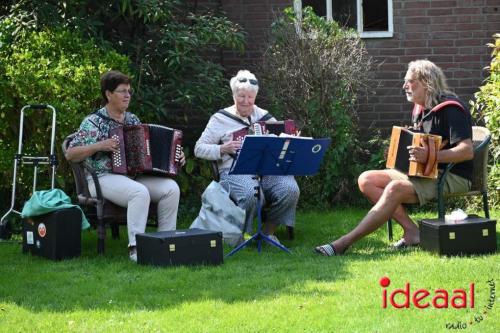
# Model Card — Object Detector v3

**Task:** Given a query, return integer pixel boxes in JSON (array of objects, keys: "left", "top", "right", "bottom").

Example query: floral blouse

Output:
[{"left": 69, "top": 107, "right": 141, "bottom": 176}]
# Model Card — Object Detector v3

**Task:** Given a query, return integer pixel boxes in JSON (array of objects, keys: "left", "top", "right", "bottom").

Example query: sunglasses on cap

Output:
[{"left": 237, "top": 78, "right": 258, "bottom": 85}]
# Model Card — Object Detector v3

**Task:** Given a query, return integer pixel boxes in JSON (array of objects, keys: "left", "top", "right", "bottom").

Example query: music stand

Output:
[{"left": 225, "top": 135, "right": 331, "bottom": 257}]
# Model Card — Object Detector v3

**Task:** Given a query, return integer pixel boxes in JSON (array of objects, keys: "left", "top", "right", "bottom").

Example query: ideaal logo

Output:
[
  {"left": 379, "top": 276, "right": 474, "bottom": 309},
  {"left": 379, "top": 276, "right": 496, "bottom": 330}
]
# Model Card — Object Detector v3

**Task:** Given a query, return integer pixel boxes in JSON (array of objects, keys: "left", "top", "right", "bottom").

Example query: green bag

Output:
[{"left": 21, "top": 188, "right": 90, "bottom": 230}]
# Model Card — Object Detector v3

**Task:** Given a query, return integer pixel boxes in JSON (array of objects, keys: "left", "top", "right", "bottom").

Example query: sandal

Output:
[
  {"left": 314, "top": 243, "right": 339, "bottom": 256},
  {"left": 391, "top": 238, "right": 419, "bottom": 250}
]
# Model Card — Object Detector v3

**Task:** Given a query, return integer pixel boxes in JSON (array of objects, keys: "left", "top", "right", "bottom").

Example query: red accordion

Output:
[
  {"left": 231, "top": 119, "right": 298, "bottom": 141},
  {"left": 109, "top": 124, "right": 183, "bottom": 176}
]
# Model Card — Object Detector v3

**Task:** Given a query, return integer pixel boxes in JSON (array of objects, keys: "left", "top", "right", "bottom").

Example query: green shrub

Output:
[
  {"left": 1, "top": 1, "right": 246, "bottom": 203},
  {"left": 470, "top": 33, "right": 500, "bottom": 209},
  {"left": 2, "top": 0, "right": 246, "bottom": 122},
  {"left": 260, "top": 7, "right": 379, "bottom": 207},
  {"left": 0, "top": 20, "right": 129, "bottom": 208}
]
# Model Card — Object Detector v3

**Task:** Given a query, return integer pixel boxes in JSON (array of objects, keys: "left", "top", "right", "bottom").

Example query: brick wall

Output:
[
  {"left": 192, "top": 0, "right": 499, "bottom": 132},
  {"left": 359, "top": 0, "right": 499, "bottom": 131},
  {"left": 193, "top": 0, "right": 290, "bottom": 72}
]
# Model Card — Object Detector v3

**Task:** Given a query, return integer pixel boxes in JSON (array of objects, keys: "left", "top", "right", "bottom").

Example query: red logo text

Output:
[{"left": 380, "top": 276, "right": 474, "bottom": 309}]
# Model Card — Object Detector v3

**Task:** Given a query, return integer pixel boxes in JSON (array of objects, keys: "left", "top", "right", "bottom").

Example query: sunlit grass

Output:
[{"left": 0, "top": 208, "right": 498, "bottom": 332}]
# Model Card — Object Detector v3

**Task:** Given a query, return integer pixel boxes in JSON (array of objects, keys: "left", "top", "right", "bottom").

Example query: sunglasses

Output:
[{"left": 237, "top": 78, "right": 258, "bottom": 85}]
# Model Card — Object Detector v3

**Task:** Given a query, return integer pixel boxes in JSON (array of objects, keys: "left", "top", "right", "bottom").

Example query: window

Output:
[{"left": 297, "top": 0, "right": 393, "bottom": 38}]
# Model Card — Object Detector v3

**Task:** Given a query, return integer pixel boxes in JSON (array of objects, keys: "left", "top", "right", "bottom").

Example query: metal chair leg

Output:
[
  {"left": 437, "top": 194, "right": 445, "bottom": 219},
  {"left": 97, "top": 218, "right": 106, "bottom": 254},
  {"left": 387, "top": 219, "right": 393, "bottom": 241},
  {"left": 482, "top": 192, "right": 490, "bottom": 218}
]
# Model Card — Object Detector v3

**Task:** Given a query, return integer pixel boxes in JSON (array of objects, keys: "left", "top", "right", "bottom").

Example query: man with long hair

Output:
[{"left": 315, "top": 60, "right": 474, "bottom": 256}]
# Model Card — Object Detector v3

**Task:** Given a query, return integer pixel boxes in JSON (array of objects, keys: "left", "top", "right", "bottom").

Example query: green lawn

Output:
[{"left": 0, "top": 208, "right": 498, "bottom": 333}]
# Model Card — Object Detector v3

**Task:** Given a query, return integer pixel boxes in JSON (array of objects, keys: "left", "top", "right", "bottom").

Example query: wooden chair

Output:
[
  {"left": 62, "top": 133, "right": 157, "bottom": 254},
  {"left": 387, "top": 126, "right": 492, "bottom": 240},
  {"left": 209, "top": 160, "right": 295, "bottom": 240}
]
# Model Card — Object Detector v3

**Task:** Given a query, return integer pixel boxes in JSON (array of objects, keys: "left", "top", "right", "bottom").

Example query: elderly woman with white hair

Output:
[{"left": 194, "top": 70, "right": 300, "bottom": 243}]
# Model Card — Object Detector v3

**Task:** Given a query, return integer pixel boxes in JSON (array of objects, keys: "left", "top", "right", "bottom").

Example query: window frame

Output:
[
  {"left": 296, "top": 0, "right": 394, "bottom": 38},
  {"left": 357, "top": 0, "right": 393, "bottom": 38}
]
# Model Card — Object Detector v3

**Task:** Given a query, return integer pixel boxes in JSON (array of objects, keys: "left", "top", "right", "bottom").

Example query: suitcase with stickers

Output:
[{"left": 22, "top": 207, "right": 82, "bottom": 260}]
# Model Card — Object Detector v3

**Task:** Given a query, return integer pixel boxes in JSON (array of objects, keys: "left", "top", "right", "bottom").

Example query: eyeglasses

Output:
[
  {"left": 113, "top": 88, "right": 134, "bottom": 96},
  {"left": 237, "top": 78, "right": 258, "bottom": 85}
]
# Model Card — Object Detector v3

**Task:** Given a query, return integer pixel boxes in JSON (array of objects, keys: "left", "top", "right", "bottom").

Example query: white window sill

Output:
[{"left": 360, "top": 31, "right": 394, "bottom": 38}]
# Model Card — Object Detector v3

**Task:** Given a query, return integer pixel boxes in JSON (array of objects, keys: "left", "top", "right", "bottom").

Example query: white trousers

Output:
[{"left": 89, "top": 173, "right": 180, "bottom": 247}]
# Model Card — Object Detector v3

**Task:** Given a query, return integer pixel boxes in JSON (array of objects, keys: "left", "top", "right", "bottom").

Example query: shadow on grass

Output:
[{"left": 0, "top": 207, "right": 497, "bottom": 313}]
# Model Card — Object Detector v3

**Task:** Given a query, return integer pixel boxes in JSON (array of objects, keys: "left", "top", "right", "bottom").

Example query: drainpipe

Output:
[{"left": 293, "top": 0, "right": 302, "bottom": 35}]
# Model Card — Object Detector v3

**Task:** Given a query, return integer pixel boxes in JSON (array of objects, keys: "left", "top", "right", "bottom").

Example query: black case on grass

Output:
[
  {"left": 22, "top": 207, "right": 82, "bottom": 260},
  {"left": 136, "top": 228, "right": 223, "bottom": 266},
  {"left": 419, "top": 215, "right": 496, "bottom": 256}
]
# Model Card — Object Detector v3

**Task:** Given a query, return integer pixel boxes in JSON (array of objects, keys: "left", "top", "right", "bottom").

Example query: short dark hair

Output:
[{"left": 100, "top": 70, "right": 131, "bottom": 103}]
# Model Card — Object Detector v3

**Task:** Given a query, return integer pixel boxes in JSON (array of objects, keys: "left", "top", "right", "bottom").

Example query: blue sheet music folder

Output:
[{"left": 229, "top": 136, "right": 331, "bottom": 176}]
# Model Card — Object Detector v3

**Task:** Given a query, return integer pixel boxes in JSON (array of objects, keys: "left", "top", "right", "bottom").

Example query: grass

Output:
[{"left": 0, "top": 208, "right": 498, "bottom": 332}]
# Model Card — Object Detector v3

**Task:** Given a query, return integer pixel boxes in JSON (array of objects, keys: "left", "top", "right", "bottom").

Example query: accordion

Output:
[
  {"left": 386, "top": 126, "right": 442, "bottom": 179},
  {"left": 109, "top": 124, "right": 183, "bottom": 176},
  {"left": 231, "top": 119, "right": 298, "bottom": 141}
]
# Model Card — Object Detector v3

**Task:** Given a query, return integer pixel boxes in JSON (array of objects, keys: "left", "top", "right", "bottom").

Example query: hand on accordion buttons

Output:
[
  {"left": 178, "top": 150, "right": 186, "bottom": 167},
  {"left": 100, "top": 138, "right": 120, "bottom": 153},
  {"left": 407, "top": 140, "right": 428, "bottom": 164},
  {"left": 220, "top": 140, "right": 241, "bottom": 155}
]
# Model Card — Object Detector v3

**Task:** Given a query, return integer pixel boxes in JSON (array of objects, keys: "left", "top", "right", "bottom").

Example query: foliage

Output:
[
  {"left": 0, "top": 19, "right": 129, "bottom": 208},
  {"left": 470, "top": 34, "right": 500, "bottom": 209},
  {"left": 0, "top": 1, "right": 247, "bottom": 206},
  {"left": 260, "top": 7, "right": 378, "bottom": 207},
  {"left": 1, "top": 0, "right": 246, "bottom": 123}
]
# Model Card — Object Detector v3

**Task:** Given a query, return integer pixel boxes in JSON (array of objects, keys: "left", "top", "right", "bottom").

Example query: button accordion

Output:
[
  {"left": 109, "top": 124, "right": 183, "bottom": 176},
  {"left": 386, "top": 126, "right": 442, "bottom": 179},
  {"left": 231, "top": 119, "right": 298, "bottom": 141}
]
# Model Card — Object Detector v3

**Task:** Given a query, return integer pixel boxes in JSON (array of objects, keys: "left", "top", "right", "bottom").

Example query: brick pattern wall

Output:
[
  {"left": 359, "top": 0, "right": 499, "bottom": 130},
  {"left": 192, "top": 0, "right": 499, "bottom": 132},
  {"left": 193, "top": 0, "right": 290, "bottom": 72}
]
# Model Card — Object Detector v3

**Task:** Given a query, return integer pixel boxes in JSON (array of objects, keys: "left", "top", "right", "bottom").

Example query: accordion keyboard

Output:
[
  {"left": 111, "top": 133, "right": 123, "bottom": 168},
  {"left": 175, "top": 144, "right": 182, "bottom": 163}
]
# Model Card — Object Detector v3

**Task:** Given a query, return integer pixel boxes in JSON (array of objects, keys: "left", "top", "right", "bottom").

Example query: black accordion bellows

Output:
[{"left": 150, "top": 125, "right": 175, "bottom": 172}]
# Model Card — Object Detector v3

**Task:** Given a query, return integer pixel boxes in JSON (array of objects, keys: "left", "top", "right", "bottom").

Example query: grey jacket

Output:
[{"left": 194, "top": 105, "right": 274, "bottom": 171}]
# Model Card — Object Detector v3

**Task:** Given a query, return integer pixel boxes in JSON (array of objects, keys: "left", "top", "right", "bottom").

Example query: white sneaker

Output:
[
  {"left": 267, "top": 234, "right": 281, "bottom": 245},
  {"left": 129, "top": 247, "right": 137, "bottom": 262}
]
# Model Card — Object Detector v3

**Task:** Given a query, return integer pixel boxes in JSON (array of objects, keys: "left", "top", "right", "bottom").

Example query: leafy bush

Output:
[
  {"left": 260, "top": 7, "right": 378, "bottom": 207},
  {"left": 0, "top": 20, "right": 129, "bottom": 208},
  {"left": 0, "top": 0, "right": 248, "bottom": 210},
  {"left": 0, "top": 1, "right": 247, "bottom": 206},
  {"left": 1, "top": 0, "right": 246, "bottom": 123},
  {"left": 470, "top": 33, "right": 500, "bottom": 209}
]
